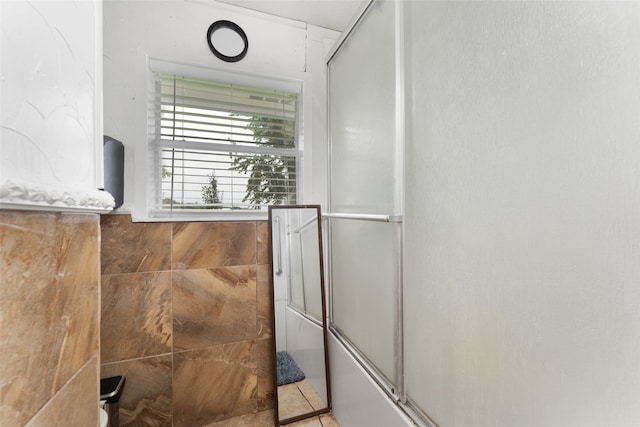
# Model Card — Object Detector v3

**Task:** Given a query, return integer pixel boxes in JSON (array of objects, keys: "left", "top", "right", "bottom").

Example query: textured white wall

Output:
[
  {"left": 0, "top": 0, "right": 112, "bottom": 212},
  {"left": 103, "top": 0, "right": 337, "bottom": 215},
  {"left": 404, "top": 2, "right": 640, "bottom": 426}
]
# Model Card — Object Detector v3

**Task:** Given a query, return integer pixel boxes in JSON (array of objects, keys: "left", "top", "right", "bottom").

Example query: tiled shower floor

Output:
[
  {"left": 278, "top": 379, "right": 339, "bottom": 426},
  {"left": 209, "top": 410, "right": 340, "bottom": 426},
  {"left": 208, "top": 378, "right": 340, "bottom": 426},
  {"left": 287, "top": 412, "right": 340, "bottom": 426}
]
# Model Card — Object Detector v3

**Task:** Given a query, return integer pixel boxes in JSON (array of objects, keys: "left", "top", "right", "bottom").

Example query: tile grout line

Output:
[{"left": 295, "top": 382, "right": 318, "bottom": 412}]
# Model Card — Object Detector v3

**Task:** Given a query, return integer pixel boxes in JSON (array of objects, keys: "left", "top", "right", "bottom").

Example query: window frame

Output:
[{"left": 132, "top": 57, "right": 306, "bottom": 222}]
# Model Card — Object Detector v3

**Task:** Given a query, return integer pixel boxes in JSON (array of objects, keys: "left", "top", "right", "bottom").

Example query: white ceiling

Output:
[{"left": 216, "top": 0, "right": 367, "bottom": 32}]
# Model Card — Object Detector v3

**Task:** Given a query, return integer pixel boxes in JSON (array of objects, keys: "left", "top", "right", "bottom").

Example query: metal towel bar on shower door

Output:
[{"left": 322, "top": 213, "right": 403, "bottom": 223}]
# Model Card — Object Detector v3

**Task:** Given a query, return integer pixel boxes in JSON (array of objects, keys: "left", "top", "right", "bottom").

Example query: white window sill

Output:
[{"left": 125, "top": 208, "right": 269, "bottom": 222}]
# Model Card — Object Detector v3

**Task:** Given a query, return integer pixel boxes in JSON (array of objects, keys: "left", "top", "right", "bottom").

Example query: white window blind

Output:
[{"left": 151, "top": 73, "right": 299, "bottom": 214}]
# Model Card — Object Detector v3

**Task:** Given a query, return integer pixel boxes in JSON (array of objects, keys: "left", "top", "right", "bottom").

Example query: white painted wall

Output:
[
  {"left": 103, "top": 0, "right": 337, "bottom": 217},
  {"left": 404, "top": 2, "right": 640, "bottom": 426},
  {"left": 0, "top": 0, "right": 112, "bottom": 212}
]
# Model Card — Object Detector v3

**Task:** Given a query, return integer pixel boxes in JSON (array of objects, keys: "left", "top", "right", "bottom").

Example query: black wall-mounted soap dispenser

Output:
[{"left": 103, "top": 136, "right": 124, "bottom": 209}]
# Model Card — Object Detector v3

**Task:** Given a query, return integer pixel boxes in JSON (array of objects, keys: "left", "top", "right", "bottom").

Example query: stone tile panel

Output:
[
  {"left": 256, "top": 338, "right": 275, "bottom": 412},
  {"left": 173, "top": 341, "right": 257, "bottom": 426},
  {"left": 27, "top": 355, "right": 99, "bottom": 427},
  {"left": 101, "top": 214, "right": 171, "bottom": 274},
  {"left": 256, "top": 264, "right": 273, "bottom": 339},
  {"left": 101, "top": 355, "right": 173, "bottom": 427},
  {"left": 173, "top": 266, "right": 256, "bottom": 351},
  {"left": 256, "top": 221, "right": 269, "bottom": 265},
  {"left": 172, "top": 222, "right": 256, "bottom": 270},
  {"left": 101, "top": 271, "right": 172, "bottom": 363},
  {"left": 207, "top": 409, "right": 275, "bottom": 427},
  {"left": 0, "top": 212, "right": 99, "bottom": 426}
]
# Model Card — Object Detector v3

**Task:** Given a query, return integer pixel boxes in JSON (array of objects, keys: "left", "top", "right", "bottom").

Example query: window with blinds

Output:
[{"left": 151, "top": 73, "right": 299, "bottom": 213}]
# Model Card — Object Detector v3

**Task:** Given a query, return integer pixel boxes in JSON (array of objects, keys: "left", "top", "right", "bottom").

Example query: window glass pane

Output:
[
  {"left": 159, "top": 148, "right": 296, "bottom": 210},
  {"left": 154, "top": 73, "right": 299, "bottom": 212}
]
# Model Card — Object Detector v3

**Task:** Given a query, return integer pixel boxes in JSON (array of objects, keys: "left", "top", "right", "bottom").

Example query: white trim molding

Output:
[{"left": 0, "top": 179, "right": 115, "bottom": 214}]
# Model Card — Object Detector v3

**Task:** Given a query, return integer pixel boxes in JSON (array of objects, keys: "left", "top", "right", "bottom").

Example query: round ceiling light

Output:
[{"left": 206, "top": 20, "right": 249, "bottom": 63}]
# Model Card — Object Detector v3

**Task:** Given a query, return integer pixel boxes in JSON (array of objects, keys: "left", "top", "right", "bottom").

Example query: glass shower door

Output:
[{"left": 327, "top": 0, "right": 402, "bottom": 392}]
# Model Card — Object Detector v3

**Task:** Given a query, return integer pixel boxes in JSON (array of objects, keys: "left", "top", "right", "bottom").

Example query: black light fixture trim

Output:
[{"left": 206, "top": 20, "right": 249, "bottom": 63}]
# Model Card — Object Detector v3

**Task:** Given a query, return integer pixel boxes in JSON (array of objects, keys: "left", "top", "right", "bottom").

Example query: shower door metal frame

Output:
[
  {"left": 326, "top": 1, "right": 439, "bottom": 427},
  {"left": 323, "top": 214, "right": 403, "bottom": 402},
  {"left": 325, "top": 0, "right": 408, "bottom": 413}
]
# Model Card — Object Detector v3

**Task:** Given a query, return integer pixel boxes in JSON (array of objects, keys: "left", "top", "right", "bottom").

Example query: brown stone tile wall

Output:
[
  {"left": 100, "top": 214, "right": 275, "bottom": 426},
  {"left": 0, "top": 211, "right": 100, "bottom": 427}
]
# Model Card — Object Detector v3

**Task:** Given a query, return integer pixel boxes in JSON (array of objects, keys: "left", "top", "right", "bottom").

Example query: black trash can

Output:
[{"left": 100, "top": 375, "right": 125, "bottom": 427}]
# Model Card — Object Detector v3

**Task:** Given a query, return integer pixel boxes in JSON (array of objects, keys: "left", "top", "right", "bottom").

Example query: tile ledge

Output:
[{"left": 0, "top": 179, "right": 115, "bottom": 214}]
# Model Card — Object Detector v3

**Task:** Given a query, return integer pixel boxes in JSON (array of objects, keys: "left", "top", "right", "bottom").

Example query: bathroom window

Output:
[{"left": 145, "top": 62, "right": 301, "bottom": 219}]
